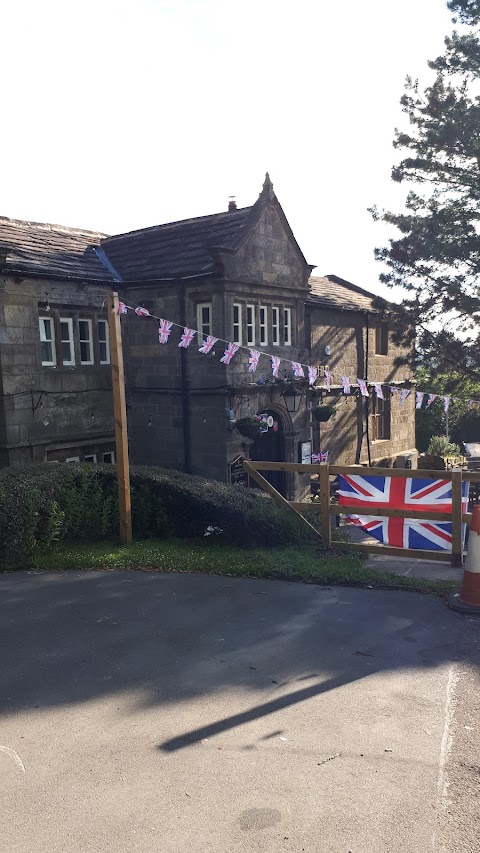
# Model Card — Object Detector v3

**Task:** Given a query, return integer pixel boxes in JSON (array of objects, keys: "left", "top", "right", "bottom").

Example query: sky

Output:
[{"left": 1, "top": 0, "right": 453, "bottom": 297}]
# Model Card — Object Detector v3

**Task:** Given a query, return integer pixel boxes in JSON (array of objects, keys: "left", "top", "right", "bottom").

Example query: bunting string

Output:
[{"left": 115, "top": 300, "right": 480, "bottom": 410}]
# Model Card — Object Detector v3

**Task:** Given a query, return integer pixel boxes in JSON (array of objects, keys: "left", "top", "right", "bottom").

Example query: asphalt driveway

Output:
[{"left": 0, "top": 570, "right": 478, "bottom": 852}]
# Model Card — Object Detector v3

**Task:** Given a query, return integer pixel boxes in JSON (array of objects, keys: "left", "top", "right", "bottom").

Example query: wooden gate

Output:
[{"left": 243, "top": 460, "right": 480, "bottom": 567}]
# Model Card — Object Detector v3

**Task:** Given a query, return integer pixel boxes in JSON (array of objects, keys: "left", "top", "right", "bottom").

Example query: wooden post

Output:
[
  {"left": 319, "top": 462, "right": 332, "bottom": 549},
  {"left": 451, "top": 468, "right": 463, "bottom": 568},
  {"left": 107, "top": 291, "right": 132, "bottom": 545}
]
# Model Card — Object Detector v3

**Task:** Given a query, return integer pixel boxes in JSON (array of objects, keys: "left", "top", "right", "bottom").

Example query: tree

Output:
[
  {"left": 371, "top": 0, "right": 480, "bottom": 378},
  {"left": 415, "top": 364, "right": 480, "bottom": 451}
]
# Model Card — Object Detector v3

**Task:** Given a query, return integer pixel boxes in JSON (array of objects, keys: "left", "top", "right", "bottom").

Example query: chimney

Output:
[{"left": 228, "top": 196, "right": 237, "bottom": 212}]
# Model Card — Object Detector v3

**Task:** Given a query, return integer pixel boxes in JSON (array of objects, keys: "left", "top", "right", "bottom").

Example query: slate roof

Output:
[
  {"left": 0, "top": 217, "right": 111, "bottom": 281},
  {"left": 307, "top": 274, "right": 383, "bottom": 313},
  {"left": 0, "top": 176, "right": 306, "bottom": 284},
  {"left": 100, "top": 206, "right": 254, "bottom": 281}
]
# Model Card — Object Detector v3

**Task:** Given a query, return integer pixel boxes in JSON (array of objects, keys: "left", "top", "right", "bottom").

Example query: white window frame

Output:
[
  {"left": 259, "top": 306, "right": 268, "bottom": 346},
  {"left": 59, "top": 317, "right": 75, "bottom": 366},
  {"left": 246, "top": 304, "right": 255, "bottom": 346},
  {"left": 84, "top": 454, "right": 97, "bottom": 463},
  {"left": 197, "top": 303, "right": 212, "bottom": 340},
  {"left": 39, "top": 316, "right": 56, "bottom": 366},
  {"left": 272, "top": 307, "right": 280, "bottom": 346},
  {"left": 284, "top": 307, "right": 292, "bottom": 346},
  {"left": 233, "top": 303, "right": 242, "bottom": 345},
  {"left": 97, "top": 319, "right": 110, "bottom": 364},
  {"left": 79, "top": 318, "right": 94, "bottom": 365},
  {"left": 103, "top": 451, "right": 115, "bottom": 464},
  {"left": 66, "top": 456, "right": 80, "bottom": 463}
]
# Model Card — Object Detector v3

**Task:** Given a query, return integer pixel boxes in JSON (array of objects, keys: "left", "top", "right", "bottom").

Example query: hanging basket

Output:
[
  {"left": 312, "top": 404, "right": 336, "bottom": 423},
  {"left": 235, "top": 417, "right": 263, "bottom": 439}
]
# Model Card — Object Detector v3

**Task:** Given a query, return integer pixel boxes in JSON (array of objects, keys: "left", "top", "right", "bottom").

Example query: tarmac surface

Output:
[{"left": 1, "top": 570, "right": 479, "bottom": 853}]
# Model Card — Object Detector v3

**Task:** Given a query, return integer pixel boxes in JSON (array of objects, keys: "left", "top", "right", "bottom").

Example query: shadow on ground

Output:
[{"left": 1, "top": 570, "right": 479, "bottom": 752}]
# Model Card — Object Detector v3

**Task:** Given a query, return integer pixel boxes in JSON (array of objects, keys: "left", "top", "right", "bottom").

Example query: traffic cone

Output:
[{"left": 449, "top": 504, "right": 480, "bottom": 614}]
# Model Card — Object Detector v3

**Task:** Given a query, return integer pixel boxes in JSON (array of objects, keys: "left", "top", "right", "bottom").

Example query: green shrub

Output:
[
  {"left": 0, "top": 463, "right": 307, "bottom": 566},
  {"left": 427, "top": 435, "right": 461, "bottom": 457}
]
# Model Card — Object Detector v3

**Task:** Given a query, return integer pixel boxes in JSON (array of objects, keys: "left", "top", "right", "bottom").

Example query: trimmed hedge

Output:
[{"left": 0, "top": 464, "right": 307, "bottom": 566}]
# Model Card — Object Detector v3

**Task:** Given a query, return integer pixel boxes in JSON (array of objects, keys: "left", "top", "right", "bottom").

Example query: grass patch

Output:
[{"left": 23, "top": 539, "right": 460, "bottom": 596}]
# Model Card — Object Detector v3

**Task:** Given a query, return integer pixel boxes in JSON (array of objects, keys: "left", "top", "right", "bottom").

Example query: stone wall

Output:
[
  {"left": 0, "top": 275, "right": 114, "bottom": 465},
  {"left": 119, "top": 201, "right": 315, "bottom": 485},
  {"left": 221, "top": 204, "right": 311, "bottom": 289},
  {"left": 309, "top": 306, "right": 416, "bottom": 465},
  {"left": 119, "top": 280, "right": 230, "bottom": 478}
]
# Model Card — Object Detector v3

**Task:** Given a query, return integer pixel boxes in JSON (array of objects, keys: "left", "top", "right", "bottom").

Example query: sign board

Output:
[
  {"left": 259, "top": 413, "right": 269, "bottom": 434},
  {"left": 299, "top": 440, "right": 312, "bottom": 465},
  {"left": 229, "top": 455, "right": 248, "bottom": 486}
]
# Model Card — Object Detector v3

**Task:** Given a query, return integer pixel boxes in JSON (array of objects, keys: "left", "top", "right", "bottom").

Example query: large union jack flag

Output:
[{"left": 338, "top": 474, "right": 469, "bottom": 551}]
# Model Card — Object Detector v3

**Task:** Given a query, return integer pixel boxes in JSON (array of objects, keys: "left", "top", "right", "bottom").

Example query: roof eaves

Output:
[
  {"left": 2, "top": 265, "right": 114, "bottom": 283},
  {"left": 305, "top": 295, "right": 380, "bottom": 314}
]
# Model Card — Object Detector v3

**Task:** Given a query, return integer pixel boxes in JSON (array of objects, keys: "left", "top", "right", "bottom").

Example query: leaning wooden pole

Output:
[{"left": 107, "top": 291, "right": 132, "bottom": 545}]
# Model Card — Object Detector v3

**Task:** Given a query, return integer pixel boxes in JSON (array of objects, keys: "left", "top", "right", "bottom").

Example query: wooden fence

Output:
[{"left": 243, "top": 460, "right": 480, "bottom": 567}]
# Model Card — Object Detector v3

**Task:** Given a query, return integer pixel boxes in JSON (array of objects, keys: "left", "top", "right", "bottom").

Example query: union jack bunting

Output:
[
  {"left": 220, "top": 342, "right": 239, "bottom": 365},
  {"left": 357, "top": 379, "right": 369, "bottom": 397},
  {"left": 198, "top": 335, "right": 218, "bottom": 354},
  {"left": 178, "top": 327, "right": 196, "bottom": 348},
  {"left": 373, "top": 383, "right": 384, "bottom": 399},
  {"left": 291, "top": 361, "right": 304, "bottom": 378},
  {"left": 312, "top": 451, "right": 329, "bottom": 463},
  {"left": 399, "top": 389, "right": 411, "bottom": 405},
  {"left": 249, "top": 350, "right": 261, "bottom": 373},
  {"left": 308, "top": 366, "right": 318, "bottom": 386},
  {"left": 324, "top": 368, "right": 331, "bottom": 392},
  {"left": 135, "top": 306, "right": 150, "bottom": 317},
  {"left": 117, "top": 301, "right": 128, "bottom": 315},
  {"left": 158, "top": 319, "right": 173, "bottom": 344},
  {"left": 389, "top": 386, "right": 399, "bottom": 395},
  {"left": 271, "top": 356, "right": 281, "bottom": 378},
  {"left": 416, "top": 392, "right": 425, "bottom": 409},
  {"left": 426, "top": 393, "right": 437, "bottom": 409},
  {"left": 444, "top": 396, "right": 451, "bottom": 412},
  {"left": 341, "top": 375, "right": 351, "bottom": 394},
  {"left": 338, "top": 474, "right": 470, "bottom": 551}
]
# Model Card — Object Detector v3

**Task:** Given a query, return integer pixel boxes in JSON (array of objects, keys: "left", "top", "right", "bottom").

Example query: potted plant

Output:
[
  {"left": 312, "top": 404, "right": 336, "bottom": 423},
  {"left": 234, "top": 416, "right": 263, "bottom": 439}
]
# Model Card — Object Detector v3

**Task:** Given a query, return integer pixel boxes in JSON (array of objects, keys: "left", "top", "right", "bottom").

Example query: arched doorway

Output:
[{"left": 249, "top": 410, "right": 286, "bottom": 496}]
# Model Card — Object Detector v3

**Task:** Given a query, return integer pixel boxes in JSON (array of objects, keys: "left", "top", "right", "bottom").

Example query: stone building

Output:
[
  {"left": 0, "top": 175, "right": 416, "bottom": 496},
  {"left": 0, "top": 223, "right": 116, "bottom": 467}
]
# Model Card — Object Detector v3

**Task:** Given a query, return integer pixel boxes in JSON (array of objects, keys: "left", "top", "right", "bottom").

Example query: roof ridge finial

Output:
[{"left": 260, "top": 172, "right": 274, "bottom": 198}]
